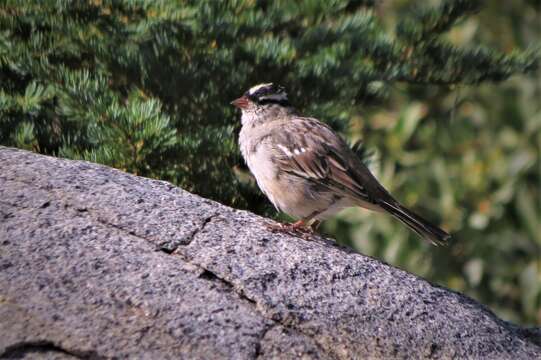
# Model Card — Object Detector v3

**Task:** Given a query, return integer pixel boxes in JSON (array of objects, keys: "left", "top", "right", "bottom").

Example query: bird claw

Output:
[{"left": 265, "top": 220, "right": 315, "bottom": 240}]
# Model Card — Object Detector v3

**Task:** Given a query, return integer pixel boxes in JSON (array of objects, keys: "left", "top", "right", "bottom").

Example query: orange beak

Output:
[{"left": 231, "top": 96, "right": 249, "bottom": 109}]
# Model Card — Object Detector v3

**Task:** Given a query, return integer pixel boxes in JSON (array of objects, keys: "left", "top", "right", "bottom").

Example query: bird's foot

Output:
[{"left": 266, "top": 220, "right": 315, "bottom": 239}]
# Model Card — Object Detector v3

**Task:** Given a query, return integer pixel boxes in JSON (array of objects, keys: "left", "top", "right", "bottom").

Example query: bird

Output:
[{"left": 231, "top": 83, "right": 450, "bottom": 245}]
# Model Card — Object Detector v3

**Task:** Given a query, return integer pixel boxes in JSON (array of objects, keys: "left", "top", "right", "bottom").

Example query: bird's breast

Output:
[
  {"left": 239, "top": 127, "right": 283, "bottom": 205},
  {"left": 239, "top": 131, "right": 279, "bottom": 183}
]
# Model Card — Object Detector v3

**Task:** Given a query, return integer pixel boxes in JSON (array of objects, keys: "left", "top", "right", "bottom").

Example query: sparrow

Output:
[{"left": 232, "top": 83, "right": 450, "bottom": 245}]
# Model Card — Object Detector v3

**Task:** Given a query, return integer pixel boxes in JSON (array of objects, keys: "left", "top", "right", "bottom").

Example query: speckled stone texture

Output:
[{"left": 0, "top": 146, "right": 539, "bottom": 359}]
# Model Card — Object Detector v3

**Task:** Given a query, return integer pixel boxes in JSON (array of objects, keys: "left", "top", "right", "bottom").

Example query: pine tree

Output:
[{"left": 1, "top": 0, "right": 536, "bottom": 213}]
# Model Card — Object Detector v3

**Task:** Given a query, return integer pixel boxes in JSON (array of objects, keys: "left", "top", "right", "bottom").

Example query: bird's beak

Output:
[{"left": 231, "top": 96, "right": 249, "bottom": 109}]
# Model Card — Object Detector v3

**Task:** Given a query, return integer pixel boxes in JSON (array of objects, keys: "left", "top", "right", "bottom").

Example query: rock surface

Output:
[{"left": 0, "top": 146, "right": 539, "bottom": 359}]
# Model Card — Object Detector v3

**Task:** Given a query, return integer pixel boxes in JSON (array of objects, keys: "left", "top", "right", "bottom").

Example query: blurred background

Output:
[{"left": 0, "top": 0, "right": 539, "bottom": 325}]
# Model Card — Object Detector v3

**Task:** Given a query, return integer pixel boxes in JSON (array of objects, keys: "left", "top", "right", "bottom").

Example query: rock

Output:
[{"left": 0, "top": 146, "right": 539, "bottom": 359}]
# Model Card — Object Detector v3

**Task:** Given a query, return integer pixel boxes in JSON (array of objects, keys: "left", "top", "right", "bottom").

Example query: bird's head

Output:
[
  {"left": 231, "top": 83, "right": 293, "bottom": 124},
  {"left": 231, "top": 83, "right": 290, "bottom": 109}
]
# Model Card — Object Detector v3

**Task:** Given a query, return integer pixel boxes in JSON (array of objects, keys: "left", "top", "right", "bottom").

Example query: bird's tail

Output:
[{"left": 378, "top": 201, "right": 451, "bottom": 246}]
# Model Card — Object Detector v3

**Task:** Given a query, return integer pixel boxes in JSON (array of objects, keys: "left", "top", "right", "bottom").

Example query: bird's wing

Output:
[
  {"left": 269, "top": 117, "right": 451, "bottom": 245},
  {"left": 271, "top": 117, "right": 394, "bottom": 205}
]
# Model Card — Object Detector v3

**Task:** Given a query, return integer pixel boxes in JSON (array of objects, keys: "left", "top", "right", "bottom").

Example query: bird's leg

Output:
[
  {"left": 266, "top": 210, "right": 323, "bottom": 239},
  {"left": 266, "top": 219, "right": 309, "bottom": 233},
  {"left": 290, "top": 219, "right": 308, "bottom": 230}
]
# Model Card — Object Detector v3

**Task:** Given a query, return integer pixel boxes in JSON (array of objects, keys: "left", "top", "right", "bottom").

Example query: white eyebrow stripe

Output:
[
  {"left": 249, "top": 83, "right": 273, "bottom": 95},
  {"left": 277, "top": 144, "right": 293, "bottom": 157}
]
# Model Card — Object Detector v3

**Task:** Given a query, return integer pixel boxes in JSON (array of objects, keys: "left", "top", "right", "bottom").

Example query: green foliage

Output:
[{"left": 0, "top": 0, "right": 539, "bottom": 324}]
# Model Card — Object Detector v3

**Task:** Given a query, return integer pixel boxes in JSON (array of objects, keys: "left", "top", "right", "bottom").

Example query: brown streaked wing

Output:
[{"left": 273, "top": 117, "right": 372, "bottom": 202}]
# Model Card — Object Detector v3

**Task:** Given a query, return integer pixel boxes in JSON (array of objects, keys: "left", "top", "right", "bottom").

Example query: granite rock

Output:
[{"left": 1, "top": 146, "right": 539, "bottom": 359}]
